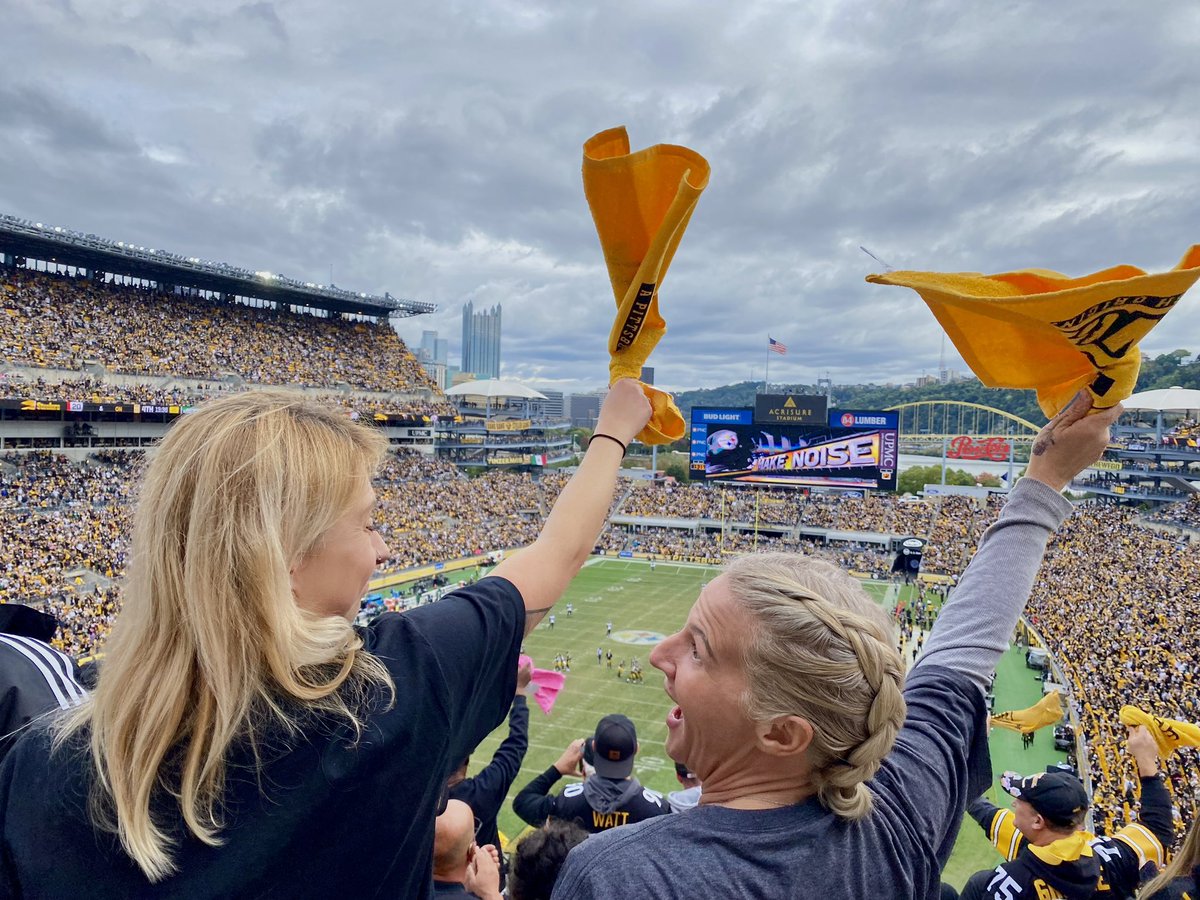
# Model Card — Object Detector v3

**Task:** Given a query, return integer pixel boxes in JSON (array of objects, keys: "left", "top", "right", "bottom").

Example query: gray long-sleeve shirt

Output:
[{"left": 553, "top": 477, "right": 1073, "bottom": 900}]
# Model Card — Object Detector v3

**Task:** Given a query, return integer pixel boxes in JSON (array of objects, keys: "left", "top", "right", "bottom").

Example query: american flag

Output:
[{"left": 768, "top": 336, "right": 787, "bottom": 355}]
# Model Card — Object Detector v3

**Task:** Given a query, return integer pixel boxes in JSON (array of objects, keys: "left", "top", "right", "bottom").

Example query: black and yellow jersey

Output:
[{"left": 965, "top": 775, "right": 1172, "bottom": 899}]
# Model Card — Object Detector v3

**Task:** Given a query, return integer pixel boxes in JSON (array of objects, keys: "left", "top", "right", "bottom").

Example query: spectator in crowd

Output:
[
  {"left": 954, "top": 725, "right": 1171, "bottom": 899},
  {"left": 0, "top": 604, "right": 86, "bottom": 763},
  {"left": 432, "top": 799, "right": 501, "bottom": 899},
  {"left": 667, "top": 761, "right": 702, "bottom": 813},
  {"left": 507, "top": 820, "right": 590, "bottom": 900},
  {"left": 552, "top": 393, "right": 1121, "bottom": 899},
  {"left": 448, "top": 660, "right": 532, "bottom": 887},
  {"left": 0, "top": 380, "right": 651, "bottom": 897},
  {"left": 1143, "top": 816, "right": 1200, "bottom": 898},
  {"left": 514, "top": 714, "right": 669, "bottom": 833}
]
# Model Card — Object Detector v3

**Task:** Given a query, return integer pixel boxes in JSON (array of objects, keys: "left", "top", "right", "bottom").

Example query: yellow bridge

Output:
[{"left": 885, "top": 400, "right": 1041, "bottom": 448}]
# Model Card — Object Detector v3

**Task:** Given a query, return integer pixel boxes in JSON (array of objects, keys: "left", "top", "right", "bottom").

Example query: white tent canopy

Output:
[
  {"left": 1122, "top": 387, "right": 1200, "bottom": 412},
  {"left": 444, "top": 379, "right": 547, "bottom": 401}
]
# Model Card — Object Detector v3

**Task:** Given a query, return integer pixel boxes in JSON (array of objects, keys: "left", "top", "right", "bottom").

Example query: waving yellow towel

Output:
[
  {"left": 583, "top": 127, "right": 710, "bottom": 444},
  {"left": 991, "top": 691, "right": 1064, "bottom": 734},
  {"left": 867, "top": 246, "right": 1200, "bottom": 418},
  {"left": 1119, "top": 705, "right": 1200, "bottom": 758}
]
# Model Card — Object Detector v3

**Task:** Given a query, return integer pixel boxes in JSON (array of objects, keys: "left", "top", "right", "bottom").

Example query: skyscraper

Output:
[{"left": 461, "top": 301, "right": 501, "bottom": 379}]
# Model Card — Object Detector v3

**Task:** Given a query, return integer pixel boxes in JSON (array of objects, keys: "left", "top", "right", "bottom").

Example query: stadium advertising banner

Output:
[
  {"left": 488, "top": 453, "right": 528, "bottom": 465},
  {"left": 486, "top": 419, "right": 532, "bottom": 432},
  {"left": 2, "top": 398, "right": 187, "bottom": 415},
  {"left": 690, "top": 407, "right": 899, "bottom": 491},
  {"left": 754, "top": 393, "right": 827, "bottom": 425},
  {"left": 0, "top": 397, "right": 429, "bottom": 425}
]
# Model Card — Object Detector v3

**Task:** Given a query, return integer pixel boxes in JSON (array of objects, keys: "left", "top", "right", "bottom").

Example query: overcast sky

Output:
[{"left": 3, "top": 0, "right": 1199, "bottom": 394}]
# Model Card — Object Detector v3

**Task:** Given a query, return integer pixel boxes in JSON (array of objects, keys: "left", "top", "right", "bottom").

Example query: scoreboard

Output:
[{"left": 690, "top": 407, "right": 899, "bottom": 491}]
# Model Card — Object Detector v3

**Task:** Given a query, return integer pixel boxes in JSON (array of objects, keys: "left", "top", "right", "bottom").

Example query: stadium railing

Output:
[{"left": 1020, "top": 614, "right": 1093, "bottom": 831}]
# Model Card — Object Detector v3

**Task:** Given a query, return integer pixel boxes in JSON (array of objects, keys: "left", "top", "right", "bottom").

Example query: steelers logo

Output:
[{"left": 612, "top": 630, "right": 665, "bottom": 645}]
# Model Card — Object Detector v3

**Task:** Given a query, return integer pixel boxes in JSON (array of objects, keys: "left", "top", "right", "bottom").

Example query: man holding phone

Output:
[{"left": 513, "top": 714, "right": 670, "bottom": 833}]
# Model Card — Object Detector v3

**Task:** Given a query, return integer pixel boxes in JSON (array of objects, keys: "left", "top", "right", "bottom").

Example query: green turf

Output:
[
  {"left": 942, "top": 644, "right": 1069, "bottom": 888},
  {"left": 465, "top": 559, "right": 1059, "bottom": 886},
  {"left": 469, "top": 558, "right": 709, "bottom": 846}
]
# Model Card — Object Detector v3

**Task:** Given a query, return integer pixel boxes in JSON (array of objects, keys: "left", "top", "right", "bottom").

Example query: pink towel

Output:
[{"left": 519, "top": 654, "right": 566, "bottom": 715}]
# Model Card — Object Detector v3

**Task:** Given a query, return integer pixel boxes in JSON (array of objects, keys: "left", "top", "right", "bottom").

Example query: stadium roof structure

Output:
[
  {"left": 444, "top": 380, "right": 547, "bottom": 400},
  {"left": 0, "top": 213, "right": 435, "bottom": 318},
  {"left": 1123, "top": 387, "right": 1200, "bottom": 412}
]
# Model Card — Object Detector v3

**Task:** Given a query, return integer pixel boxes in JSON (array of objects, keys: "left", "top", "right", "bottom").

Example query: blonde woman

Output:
[
  {"left": 555, "top": 393, "right": 1122, "bottom": 899},
  {"left": 0, "top": 380, "right": 650, "bottom": 899}
]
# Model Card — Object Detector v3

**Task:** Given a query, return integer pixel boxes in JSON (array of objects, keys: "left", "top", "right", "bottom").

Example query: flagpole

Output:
[{"left": 763, "top": 336, "right": 770, "bottom": 394}]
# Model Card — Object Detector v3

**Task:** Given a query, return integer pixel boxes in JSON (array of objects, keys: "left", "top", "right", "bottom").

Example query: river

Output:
[{"left": 899, "top": 452, "right": 1021, "bottom": 478}]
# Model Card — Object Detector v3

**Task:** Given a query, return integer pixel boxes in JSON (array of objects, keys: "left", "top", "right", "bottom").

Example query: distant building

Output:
[
  {"left": 540, "top": 390, "right": 565, "bottom": 418},
  {"left": 567, "top": 393, "right": 602, "bottom": 428},
  {"left": 420, "top": 330, "right": 438, "bottom": 359},
  {"left": 416, "top": 330, "right": 451, "bottom": 387},
  {"left": 461, "top": 301, "right": 501, "bottom": 380},
  {"left": 421, "top": 361, "right": 447, "bottom": 389}
]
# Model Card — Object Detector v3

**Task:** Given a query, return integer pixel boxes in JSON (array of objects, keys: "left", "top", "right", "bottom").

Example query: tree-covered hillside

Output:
[{"left": 671, "top": 349, "right": 1200, "bottom": 427}]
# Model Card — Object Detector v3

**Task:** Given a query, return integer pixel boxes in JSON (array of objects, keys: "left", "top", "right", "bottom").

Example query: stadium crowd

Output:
[
  {"left": 0, "top": 269, "right": 459, "bottom": 419},
  {"left": 1145, "top": 496, "right": 1200, "bottom": 532},
  {"left": 1025, "top": 504, "right": 1200, "bottom": 835}
]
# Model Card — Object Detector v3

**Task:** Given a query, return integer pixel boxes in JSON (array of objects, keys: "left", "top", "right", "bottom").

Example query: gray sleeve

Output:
[{"left": 916, "top": 477, "right": 1072, "bottom": 692}]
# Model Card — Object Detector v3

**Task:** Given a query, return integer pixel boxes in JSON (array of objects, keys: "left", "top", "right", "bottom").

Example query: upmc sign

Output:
[{"left": 754, "top": 393, "right": 827, "bottom": 425}]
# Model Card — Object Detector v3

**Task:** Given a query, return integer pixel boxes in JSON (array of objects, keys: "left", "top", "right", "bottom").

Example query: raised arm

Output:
[
  {"left": 967, "top": 796, "right": 1026, "bottom": 862},
  {"left": 493, "top": 379, "right": 650, "bottom": 633},
  {"left": 456, "top": 680, "right": 532, "bottom": 821},
  {"left": 1112, "top": 725, "right": 1173, "bottom": 864},
  {"left": 918, "top": 393, "right": 1121, "bottom": 691},
  {"left": 513, "top": 738, "right": 585, "bottom": 827}
]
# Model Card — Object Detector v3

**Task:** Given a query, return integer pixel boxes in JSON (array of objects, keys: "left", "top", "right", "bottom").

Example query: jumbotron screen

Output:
[{"left": 689, "top": 408, "right": 899, "bottom": 491}]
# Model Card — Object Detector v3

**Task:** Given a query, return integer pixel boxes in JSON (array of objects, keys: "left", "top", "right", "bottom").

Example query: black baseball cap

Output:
[
  {"left": 1000, "top": 768, "right": 1089, "bottom": 823},
  {"left": 591, "top": 714, "right": 637, "bottom": 779}
]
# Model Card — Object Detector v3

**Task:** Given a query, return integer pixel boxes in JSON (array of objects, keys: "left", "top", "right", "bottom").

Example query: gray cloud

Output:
[{"left": 2, "top": 0, "right": 1198, "bottom": 395}]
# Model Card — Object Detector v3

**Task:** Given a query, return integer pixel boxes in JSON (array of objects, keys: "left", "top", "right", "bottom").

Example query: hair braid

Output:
[
  {"left": 809, "top": 614, "right": 906, "bottom": 818},
  {"left": 726, "top": 553, "right": 908, "bottom": 821}
]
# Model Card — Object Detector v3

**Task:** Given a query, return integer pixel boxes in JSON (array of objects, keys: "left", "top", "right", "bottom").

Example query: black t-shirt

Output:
[
  {"left": 0, "top": 576, "right": 525, "bottom": 899},
  {"left": 1144, "top": 867, "right": 1200, "bottom": 900}
]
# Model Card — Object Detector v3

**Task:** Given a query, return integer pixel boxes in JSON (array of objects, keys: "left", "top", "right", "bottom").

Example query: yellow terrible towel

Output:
[
  {"left": 1119, "top": 705, "right": 1200, "bottom": 758},
  {"left": 991, "top": 691, "right": 1064, "bottom": 735},
  {"left": 583, "top": 127, "right": 710, "bottom": 444},
  {"left": 867, "top": 246, "right": 1200, "bottom": 418}
]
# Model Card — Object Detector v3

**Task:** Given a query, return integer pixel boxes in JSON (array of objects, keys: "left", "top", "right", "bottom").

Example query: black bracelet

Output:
[{"left": 590, "top": 433, "right": 627, "bottom": 456}]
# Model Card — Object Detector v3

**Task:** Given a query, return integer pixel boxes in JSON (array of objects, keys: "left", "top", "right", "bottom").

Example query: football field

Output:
[{"left": 466, "top": 558, "right": 1038, "bottom": 887}]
